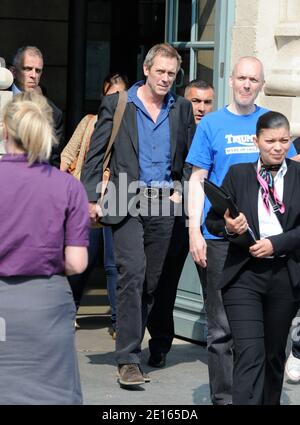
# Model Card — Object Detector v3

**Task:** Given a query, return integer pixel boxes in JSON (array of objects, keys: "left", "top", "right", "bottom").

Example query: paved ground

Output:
[{"left": 75, "top": 314, "right": 300, "bottom": 406}]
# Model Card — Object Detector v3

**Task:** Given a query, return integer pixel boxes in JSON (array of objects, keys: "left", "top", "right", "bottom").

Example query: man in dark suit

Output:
[
  {"left": 81, "top": 43, "right": 195, "bottom": 387},
  {"left": 10, "top": 46, "right": 64, "bottom": 166}
]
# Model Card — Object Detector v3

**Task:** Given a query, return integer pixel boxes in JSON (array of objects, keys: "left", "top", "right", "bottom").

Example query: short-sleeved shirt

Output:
[
  {"left": 186, "top": 105, "right": 297, "bottom": 239},
  {"left": 0, "top": 154, "right": 89, "bottom": 276}
]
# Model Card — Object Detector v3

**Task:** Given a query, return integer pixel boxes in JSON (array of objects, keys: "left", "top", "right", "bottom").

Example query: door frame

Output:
[{"left": 165, "top": 0, "right": 235, "bottom": 342}]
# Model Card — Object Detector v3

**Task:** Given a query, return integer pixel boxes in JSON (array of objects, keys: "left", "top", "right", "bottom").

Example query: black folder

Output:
[
  {"left": 204, "top": 178, "right": 256, "bottom": 248},
  {"left": 204, "top": 179, "right": 239, "bottom": 218}
]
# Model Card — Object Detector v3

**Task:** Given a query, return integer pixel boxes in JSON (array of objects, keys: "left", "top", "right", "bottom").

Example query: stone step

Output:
[{"left": 77, "top": 266, "right": 110, "bottom": 316}]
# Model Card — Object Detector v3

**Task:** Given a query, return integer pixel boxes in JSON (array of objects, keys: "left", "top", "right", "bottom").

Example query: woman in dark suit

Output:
[{"left": 206, "top": 111, "right": 300, "bottom": 405}]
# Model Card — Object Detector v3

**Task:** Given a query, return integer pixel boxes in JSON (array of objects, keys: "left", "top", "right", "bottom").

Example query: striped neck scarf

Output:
[{"left": 257, "top": 160, "right": 285, "bottom": 214}]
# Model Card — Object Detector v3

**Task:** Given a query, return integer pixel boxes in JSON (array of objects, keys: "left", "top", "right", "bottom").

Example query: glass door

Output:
[
  {"left": 165, "top": 0, "right": 235, "bottom": 341},
  {"left": 165, "top": 0, "right": 234, "bottom": 107}
]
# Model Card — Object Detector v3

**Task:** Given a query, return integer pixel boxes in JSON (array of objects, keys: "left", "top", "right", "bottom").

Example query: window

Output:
[{"left": 166, "top": 0, "right": 235, "bottom": 106}]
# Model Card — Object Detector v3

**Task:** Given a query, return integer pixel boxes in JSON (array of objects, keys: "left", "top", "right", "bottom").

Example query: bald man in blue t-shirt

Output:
[{"left": 186, "top": 56, "right": 297, "bottom": 405}]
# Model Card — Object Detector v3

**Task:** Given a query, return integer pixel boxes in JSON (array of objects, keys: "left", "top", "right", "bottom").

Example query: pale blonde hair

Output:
[{"left": 3, "top": 91, "right": 57, "bottom": 165}]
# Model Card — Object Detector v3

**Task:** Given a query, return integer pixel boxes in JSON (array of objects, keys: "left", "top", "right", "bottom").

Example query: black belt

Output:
[{"left": 138, "top": 187, "right": 174, "bottom": 199}]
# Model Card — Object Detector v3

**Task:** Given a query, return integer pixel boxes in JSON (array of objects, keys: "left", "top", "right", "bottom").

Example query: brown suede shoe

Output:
[{"left": 117, "top": 364, "right": 145, "bottom": 386}]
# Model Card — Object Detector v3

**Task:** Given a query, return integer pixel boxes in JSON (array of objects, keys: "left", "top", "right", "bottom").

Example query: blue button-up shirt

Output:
[
  {"left": 128, "top": 81, "right": 174, "bottom": 187},
  {"left": 11, "top": 83, "right": 22, "bottom": 95}
]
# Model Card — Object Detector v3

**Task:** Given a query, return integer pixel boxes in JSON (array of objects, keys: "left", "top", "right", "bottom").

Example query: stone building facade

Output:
[{"left": 232, "top": 0, "right": 300, "bottom": 136}]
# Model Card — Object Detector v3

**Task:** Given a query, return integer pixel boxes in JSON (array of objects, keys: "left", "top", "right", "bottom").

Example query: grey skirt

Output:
[{"left": 0, "top": 274, "right": 82, "bottom": 405}]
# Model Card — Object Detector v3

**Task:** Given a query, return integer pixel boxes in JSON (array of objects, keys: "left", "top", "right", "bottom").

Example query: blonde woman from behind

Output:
[{"left": 0, "top": 91, "right": 89, "bottom": 404}]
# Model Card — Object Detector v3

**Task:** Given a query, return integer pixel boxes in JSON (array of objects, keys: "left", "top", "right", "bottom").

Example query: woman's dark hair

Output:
[
  {"left": 256, "top": 111, "right": 290, "bottom": 137},
  {"left": 102, "top": 72, "right": 129, "bottom": 96}
]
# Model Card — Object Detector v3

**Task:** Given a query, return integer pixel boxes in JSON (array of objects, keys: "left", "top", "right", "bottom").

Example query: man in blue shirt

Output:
[
  {"left": 186, "top": 56, "right": 297, "bottom": 405},
  {"left": 81, "top": 43, "right": 195, "bottom": 387}
]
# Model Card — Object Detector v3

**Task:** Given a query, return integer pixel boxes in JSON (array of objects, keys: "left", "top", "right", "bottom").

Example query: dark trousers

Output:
[
  {"left": 222, "top": 257, "right": 300, "bottom": 405},
  {"left": 112, "top": 201, "right": 175, "bottom": 365},
  {"left": 147, "top": 215, "right": 189, "bottom": 355},
  {"left": 203, "top": 239, "right": 233, "bottom": 405},
  {"left": 147, "top": 216, "right": 207, "bottom": 356}
]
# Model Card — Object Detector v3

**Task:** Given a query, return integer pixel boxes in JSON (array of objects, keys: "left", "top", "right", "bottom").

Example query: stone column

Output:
[
  {"left": 262, "top": 0, "right": 300, "bottom": 135},
  {"left": 231, "top": 0, "right": 300, "bottom": 135}
]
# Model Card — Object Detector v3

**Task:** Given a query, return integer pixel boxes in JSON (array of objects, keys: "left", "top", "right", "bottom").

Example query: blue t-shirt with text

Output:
[{"left": 186, "top": 105, "right": 296, "bottom": 239}]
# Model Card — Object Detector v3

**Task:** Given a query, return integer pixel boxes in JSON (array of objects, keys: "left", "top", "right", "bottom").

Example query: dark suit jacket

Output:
[
  {"left": 81, "top": 90, "right": 195, "bottom": 225},
  {"left": 47, "top": 98, "right": 64, "bottom": 167},
  {"left": 206, "top": 159, "right": 300, "bottom": 290}
]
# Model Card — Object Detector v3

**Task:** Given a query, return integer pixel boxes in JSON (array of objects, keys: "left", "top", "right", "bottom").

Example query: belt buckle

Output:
[{"left": 144, "top": 187, "right": 159, "bottom": 199}]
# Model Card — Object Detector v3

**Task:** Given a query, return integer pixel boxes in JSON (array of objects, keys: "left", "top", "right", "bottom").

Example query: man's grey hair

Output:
[
  {"left": 143, "top": 43, "right": 182, "bottom": 73},
  {"left": 12, "top": 46, "right": 43, "bottom": 69}
]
